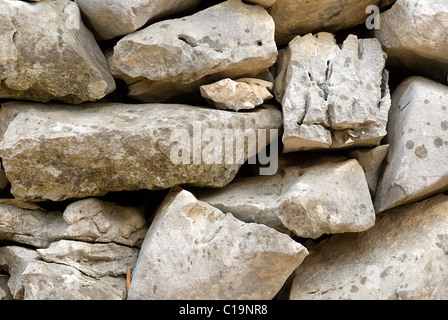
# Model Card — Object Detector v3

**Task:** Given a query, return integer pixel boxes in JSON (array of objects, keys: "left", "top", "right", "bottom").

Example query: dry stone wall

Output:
[{"left": 0, "top": 0, "right": 448, "bottom": 301}]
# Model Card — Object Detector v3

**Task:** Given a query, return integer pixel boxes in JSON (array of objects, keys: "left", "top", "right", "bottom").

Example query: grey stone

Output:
[
  {"left": 375, "top": 0, "right": 448, "bottom": 84},
  {"left": 375, "top": 76, "right": 448, "bottom": 213},
  {"left": 0, "top": 198, "right": 147, "bottom": 248},
  {"left": 0, "top": 0, "right": 115, "bottom": 103},
  {"left": 37, "top": 240, "right": 139, "bottom": 278},
  {"left": 290, "top": 194, "right": 448, "bottom": 300},
  {"left": 200, "top": 78, "right": 273, "bottom": 111},
  {"left": 348, "top": 145, "right": 389, "bottom": 196},
  {"left": 0, "top": 246, "right": 126, "bottom": 300},
  {"left": 269, "top": 0, "right": 387, "bottom": 45},
  {"left": 74, "top": 0, "right": 201, "bottom": 40},
  {"left": 109, "top": 0, "right": 277, "bottom": 102},
  {"left": 275, "top": 32, "right": 390, "bottom": 153},
  {"left": 0, "top": 102, "right": 281, "bottom": 202},
  {"left": 128, "top": 188, "right": 308, "bottom": 300},
  {"left": 198, "top": 157, "right": 375, "bottom": 239}
]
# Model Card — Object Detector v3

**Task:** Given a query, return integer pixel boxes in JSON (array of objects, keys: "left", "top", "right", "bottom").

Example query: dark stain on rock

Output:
[
  {"left": 415, "top": 145, "right": 428, "bottom": 159},
  {"left": 441, "top": 121, "right": 448, "bottom": 130},
  {"left": 405, "top": 140, "right": 414, "bottom": 149},
  {"left": 434, "top": 137, "right": 444, "bottom": 148}
]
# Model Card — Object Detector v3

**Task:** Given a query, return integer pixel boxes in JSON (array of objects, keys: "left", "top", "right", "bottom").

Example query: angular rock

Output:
[
  {"left": 348, "top": 145, "right": 389, "bottom": 196},
  {"left": 0, "top": 0, "right": 115, "bottom": 103},
  {"left": 74, "top": 0, "right": 201, "bottom": 40},
  {"left": 375, "top": 76, "right": 448, "bottom": 213},
  {"left": 0, "top": 198, "right": 147, "bottom": 248},
  {"left": 290, "top": 194, "right": 448, "bottom": 300},
  {"left": 269, "top": 0, "right": 387, "bottom": 45},
  {"left": 198, "top": 157, "right": 375, "bottom": 239},
  {"left": 375, "top": 0, "right": 448, "bottom": 84},
  {"left": 0, "top": 246, "right": 125, "bottom": 300},
  {"left": 37, "top": 240, "right": 139, "bottom": 278},
  {"left": 200, "top": 78, "right": 273, "bottom": 111},
  {"left": 128, "top": 188, "right": 308, "bottom": 300},
  {"left": 0, "top": 102, "right": 281, "bottom": 202},
  {"left": 275, "top": 33, "right": 390, "bottom": 152},
  {"left": 109, "top": 0, "right": 277, "bottom": 102}
]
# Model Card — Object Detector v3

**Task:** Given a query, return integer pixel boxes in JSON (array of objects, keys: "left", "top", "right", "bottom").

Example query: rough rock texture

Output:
[
  {"left": 375, "top": 76, "right": 448, "bottom": 213},
  {"left": 198, "top": 157, "right": 375, "bottom": 239},
  {"left": 74, "top": 0, "right": 201, "bottom": 40},
  {"left": 0, "top": 198, "right": 147, "bottom": 248},
  {"left": 275, "top": 33, "right": 390, "bottom": 152},
  {"left": 290, "top": 194, "right": 448, "bottom": 300},
  {"left": 0, "top": 102, "right": 282, "bottom": 202},
  {"left": 270, "top": 0, "right": 388, "bottom": 45},
  {"left": 348, "top": 145, "right": 389, "bottom": 196},
  {"left": 0, "top": 246, "right": 126, "bottom": 300},
  {"left": 0, "top": 0, "right": 116, "bottom": 103},
  {"left": 200, "top": 78, "right": 273, "bottom": 111},
  {"left": 128, "top": 188, "right": 308, "bottom": 300},
  {"left": 375, "top": 0, "right": 448, "bottom": 83},
  {"left": 109, "top": 0, "right": 277, "bottom": 102}
]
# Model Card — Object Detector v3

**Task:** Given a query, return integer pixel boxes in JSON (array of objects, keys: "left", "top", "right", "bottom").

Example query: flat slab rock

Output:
[
  {"left": 375, "top": 76, "right": 448, "bottom": 213},
  {"left": 198, "top": 157, "right": 375, "bottom": 239},
  {"left": 0, "top": 102, "right": 282, "bottom": 202},
  {"left": 128, "top": 188, "right": 308, "bottom": 300},
  {"left": 290, "top": 194, "right": 448, "bottom": 300},
  {"left": 275, "top": 32, "right": 390, "bottom": 152},
  {"left": 0, "top": 0, "right": 115, "bottom": 103},
  {"left": 0, "top": 197, "right": 147, "bottom": 248},
  {"left": 108, "top": 0, "right": 277, "bottom": 102}
]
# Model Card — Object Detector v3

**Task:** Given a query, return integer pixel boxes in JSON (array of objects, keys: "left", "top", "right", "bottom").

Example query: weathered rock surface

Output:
[
  {"left": 269, "top": 0, "right": 388, "bottom": 45},
  {"left": 0, "top": 198, "right": 147, "bottom": 248},
  {"left": 0, "top": 246, "right": 126, "bottom": 300},
  {"left": 37, "top": 240, "right": 139, "bottom": 278},
  {"left": 109, "top": 0, "right": 277, "bottom": 102},
  {"left": 375, "top": 76, "right": 448, "bottom": 213},
  {"left": 198, "top": 157, "right": 375, "bottom": 239},
  {"left": 0, "top": 0, "right": 116, "bottom": 103},
  {"left": 244, "top": 0, "right": 276, "bottom": 7},
  {"left": 275, "top": 33, "right": 390, "bottom": 152},
  {"left": 348, "top": 145, "right": 389, "bottom": 196},
  {"left": 290, "top": 194, "right": 448, "bottom": 300},
  {"left": 0, "top": 102, "right": 281, "bottom": 202},
  {"left": 74, "top": 0, "right": 201, "bottom": 40},
  {"left": 128, "top": 188, "right": 308, "bottom": 300},
  {"left": 375, "top": 0, "right": 448, "bottom": 83},
  {"left": 200, "top": 78, "right": 273, "bottom": 111}
]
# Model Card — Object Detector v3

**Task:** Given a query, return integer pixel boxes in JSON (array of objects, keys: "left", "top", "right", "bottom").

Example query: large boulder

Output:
[
  {"left": 290, "top": 194, "right": 448, "bottom": 300},
  {"left": 275, "top": 33, "right": 390, "bottom": 152},
  {"left": 74, "top": 0, "right": 201, "bottom": 40},
  {"left": 108, "top": 0, "right": 277, "bottom": 102},
  {"left": 0, "top": 0, "right": 115, "bottom": 103},
  {"left": 0, "top": 102, "right": 282, "bottom": 202},
  {"left": 128, "top": 188, "right": 308, "bottom": 300},
  {"left": 375, "top": 76, "right": 448, "bottom": 213},
  {"left": 375, "top": 0, "right": 448, "bottom": 83},
  {"left": 198, "top": 157, "right": 375, "bottom": 239}
]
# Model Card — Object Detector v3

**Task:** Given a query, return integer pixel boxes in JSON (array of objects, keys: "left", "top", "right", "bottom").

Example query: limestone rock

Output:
[
  {"left": 0, "top": 198, "right": 147, "bottom": 248},
  {"left": 375, "top": 0, "right": 448, "bottom": 83},
  {"left": 0, "top": 274, "right": 12, "bottom": 300},
  {"left": 375, "top": 76, "right": 448, "bottom": 213},
  {"left": 0, "top": 102, "right": 281, "bottom": 202},
  {"left": 37, "top": 240, "right": 139, "bottom": 278},
  {"left": 200, "top": 78, "right": 273, "bottom": 111},
  {"left": 128, "top": 188, "right": 308, "bottom": 300},
  {"left": 0, "top": 246, "right": 125, "bottom": 300},
  {"left": 109, "top": 0, "right": 277, "bottom": 102},
  {"left": 74, "top": 0, "right": 201, "bottom": 40},
  {"left": 275, "top": 33, "right": 390, "bottom": 152},
  {"left": 198, "top": 158, "right": 375, "bottom": 239},
  {"left": 348, "top": 145, "right": 389, "bottom": 196},
  {"left": 269, "top": 0, "right": 386, "bottom": 45},
  {"left": 244, "top": 0, "right": 276, "bottom": 7},
  {"left": 0, "top": 0, "right": 115, "bottom": 104},
  {"left": 290, "top": 194, "right": 448, "bottom": 300}
]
